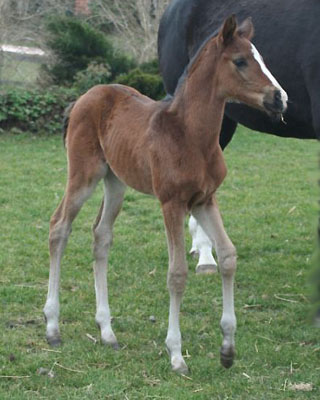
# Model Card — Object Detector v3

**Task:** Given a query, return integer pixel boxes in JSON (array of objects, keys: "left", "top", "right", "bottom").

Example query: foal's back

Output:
[{"left": 66, "top": 84, "right": 159, "bottom": 195}]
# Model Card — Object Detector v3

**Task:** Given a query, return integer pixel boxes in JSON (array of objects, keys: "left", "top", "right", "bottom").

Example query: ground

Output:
[{"left": 0, "top": 128, "right": 319, "bottom": 399}]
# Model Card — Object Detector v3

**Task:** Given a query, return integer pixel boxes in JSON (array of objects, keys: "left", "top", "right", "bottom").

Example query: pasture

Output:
[{"left": 0, "top": 128, "right": 319, "bottom": 399}]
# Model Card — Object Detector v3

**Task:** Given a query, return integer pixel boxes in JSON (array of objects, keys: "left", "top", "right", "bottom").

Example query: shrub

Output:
[
  {"left": 44, "top": 16, "right": 136, "bottom": 85},
  {"left": 108, "top": 53, "right": 136, "bottom": 80},
  {"left": 115, "top": 68, "right": 165, "bottom": 100},
  {"left": 73, "top": 62, "right": 111, "bottom": 92},
  {"left": 72, "top": 56, "right": 137, "bottom": 93},
  {"left": 44, "top": 16, "right": 114, "bottom": 84},
  {"left": 139, "top": 59, "right": 161, "bottom": 75},
  {"left": 0, "top": 86, "right": 77, "bottom": 134},
  {"left": 0, "top": 65, "right": 165, "bottom": 136}
]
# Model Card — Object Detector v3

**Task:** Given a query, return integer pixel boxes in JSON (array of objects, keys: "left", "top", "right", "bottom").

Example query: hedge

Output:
[
  {"left": 0, "top": 86, "right": 77, "bottom": 135},
  {"left": 0, "top": 64, "right": 165, "bottom": 134},
  {"left": 115, "top": 68, "right": 165, "bottom": 100}
]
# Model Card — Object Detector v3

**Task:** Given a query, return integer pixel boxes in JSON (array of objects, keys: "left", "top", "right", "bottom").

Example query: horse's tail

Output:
[{"left": 62, "top": 101, "right": 76, "bottom": 148}]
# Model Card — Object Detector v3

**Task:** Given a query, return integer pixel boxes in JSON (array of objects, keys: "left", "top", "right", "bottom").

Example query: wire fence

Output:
[{"left": 0, "top": 45, "right": 45, "bottom": 87}]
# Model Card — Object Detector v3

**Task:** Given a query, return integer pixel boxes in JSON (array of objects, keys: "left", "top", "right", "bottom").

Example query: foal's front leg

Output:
[
  {"left": 162, "top": 201, "right": 188, "bottom": 374},
  {"left": 192, "top": 197, "right": 237, "bottom": 368}
]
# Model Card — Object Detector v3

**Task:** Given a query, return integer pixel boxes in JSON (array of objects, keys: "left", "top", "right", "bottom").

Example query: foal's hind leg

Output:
[
  {"left": 44, "top": 160, "right": 106, "bottom": 346},
  {"left": 92, "top": 170, "right": 126, "bottom": 348},
  {"left": 192, "top": 196, "right": 237, "bottom": 368},
  {"left": 188, "top": 216, "right": 218, "bottom": 274}
]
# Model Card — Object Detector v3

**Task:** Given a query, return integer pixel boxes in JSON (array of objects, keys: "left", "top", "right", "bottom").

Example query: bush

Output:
[
  {"left": 139, "top": 59, "right": 161, "bottom": 75},
  {"left": 73, "top": 62, "right": 111, "bottom": 92},
  {"left": 109, "top": 53, "right": 136, "bottom": 80},
  {"left": 0, "top": 67, "right": 165, "bottom": 135},
  {"left": 44, "top": 16, "right": 113, "bottom": 84},
  {"left": 115, "top": 68, "right": 165, "bottom": 100},
  {"left": 0, "top": 86, "right": 77, "bottom": 134},
  {"left": 44, "top": 16, "right": 136, "bottom": 85}
]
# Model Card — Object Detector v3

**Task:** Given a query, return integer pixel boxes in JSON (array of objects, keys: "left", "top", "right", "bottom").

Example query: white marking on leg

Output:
[
  {"left": 195, "top": 224, "right": 217, "bottom": 268},
  {"left": 44, "top": 220, "right": 70, "bottom": 344},
  {"left": 251, "top": 43, "right": 288, "bottom": 106},
  {"left": 163, "top": 203, "right": 188, "bottom": 374},
  {"left": 188, "top": 216, "right": 217, "bottom": 273},
  {"left": 219, "top": 251, "right": 237, "bottom": 348},
  {"left": 188, "top": 215, "right": 199, "bottom": 255},
  {"left": 192, "top": 200, "right": 236, "bottom": 368},
  {"left": 44, "top": 179, "right": 101, "bottom": 345},
  {"left": 166, "top": 293, "right": 188, "bottom": 373},
  {"left": 93, "top": 172, "right": 126, "bottom": 347},
  {"left": 94, "top": 245, "right": 117, "bottom": 347}
]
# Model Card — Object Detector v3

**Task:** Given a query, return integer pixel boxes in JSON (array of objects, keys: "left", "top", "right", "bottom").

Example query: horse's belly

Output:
[
  {"left": 114, "top": 168, "right": 154, "bottom": 196},
  {"left": 103, "top": 142, "right": 154, "bottom": 195}
]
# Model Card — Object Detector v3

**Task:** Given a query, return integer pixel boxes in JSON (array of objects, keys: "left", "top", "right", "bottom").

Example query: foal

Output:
[{"left": 44, "top": 16, "right": 287, "bottom": 373}]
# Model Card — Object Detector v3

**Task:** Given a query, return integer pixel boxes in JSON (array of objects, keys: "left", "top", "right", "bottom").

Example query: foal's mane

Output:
[{"left": 171, "top": 28, "right": 220, "bottom": 98}]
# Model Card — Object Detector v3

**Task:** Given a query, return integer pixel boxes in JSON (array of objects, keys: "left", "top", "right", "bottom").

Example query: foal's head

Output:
[{"left": 213, "top": 15, "right": 288, "bottom": 117}]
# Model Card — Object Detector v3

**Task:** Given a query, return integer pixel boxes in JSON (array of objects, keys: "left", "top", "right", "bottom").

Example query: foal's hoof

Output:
[
  {"left": 110, "top": 342, "right": 120, "bottom": 351},
  {"left": 166, "top": 346, "right": 189, "bottom": 375},
  {"left": 171, "top": 358, "right": 189, "bottom": 375},
  {"left": 101, "top": 338, "right": 120, "bottom": 350},
  {"left": 220, "top": 346, "right": 235, "bottom": 369},
  {"left": 196, "top": 264, "right": 218, "bottom": 275},
  {"left": 47, "top": 335, "right": 62, "bottom": 347}
]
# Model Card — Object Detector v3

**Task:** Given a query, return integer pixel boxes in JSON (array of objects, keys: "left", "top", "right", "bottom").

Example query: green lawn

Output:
[{"left": 0, "top": 128, "right": 319, "bottom": 399}]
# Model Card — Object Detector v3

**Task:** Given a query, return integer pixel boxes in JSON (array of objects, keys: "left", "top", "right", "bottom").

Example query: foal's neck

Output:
[{"left": 169, "top": 40, "right": 225, "bottom": 152}]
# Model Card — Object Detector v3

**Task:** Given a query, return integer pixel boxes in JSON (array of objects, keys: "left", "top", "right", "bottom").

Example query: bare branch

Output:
[{"left": 91, "top": 0, "right": 170, "bottom": 62}]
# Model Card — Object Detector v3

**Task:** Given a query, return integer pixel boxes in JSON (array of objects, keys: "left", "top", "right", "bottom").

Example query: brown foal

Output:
[{"left": 44, "top": 16, "right": 287, "bottom": 373}]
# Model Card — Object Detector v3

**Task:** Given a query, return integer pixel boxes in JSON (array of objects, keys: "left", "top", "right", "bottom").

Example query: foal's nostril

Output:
[
  {"left": 263, "top": 89, "right": 286, "bottom": 115},
  {"left": 274, "top": 90, "right": 281, "bottom": 101},
  {"left": 274, "top": 90, "right": 283, "bottom": 110}
]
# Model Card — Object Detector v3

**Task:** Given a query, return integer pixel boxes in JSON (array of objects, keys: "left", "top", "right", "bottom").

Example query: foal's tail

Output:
[{"left": 62, "top": 101, "right": 76, "bottom": 147}]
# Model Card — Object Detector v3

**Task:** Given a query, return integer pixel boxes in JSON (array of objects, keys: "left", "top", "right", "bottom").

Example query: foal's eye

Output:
[{"left": 233, "top": 58, "right": 248, "bottom": 69}]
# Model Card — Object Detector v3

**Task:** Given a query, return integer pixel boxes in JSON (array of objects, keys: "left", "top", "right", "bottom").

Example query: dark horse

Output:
[{"left": 158, "top": 0, "right": 320, "bottom": 148}]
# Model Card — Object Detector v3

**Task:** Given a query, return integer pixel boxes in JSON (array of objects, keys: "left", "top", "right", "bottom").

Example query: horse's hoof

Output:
[
  {"left": 196, "top": 264, "right": 217, "bottom": 274},
  {"left": 172, "top": 359, "right": 189, "bottom": 375},
  {"left": 111, "top": 341, "right": 120, "bottom": 351},
  {"left": 47, "top": 335, "right": 62, "bottom": 347},
  {"left": 166, "top": 345, "right": 189, "bottom": 375},
  {"left": 220, "top": 346, "right": 235, "bottom": 369},
  {"left": 101, "top": 338, "right": 120, "bottom": 350}
]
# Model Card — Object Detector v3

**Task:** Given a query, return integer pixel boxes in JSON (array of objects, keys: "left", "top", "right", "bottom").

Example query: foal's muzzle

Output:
[{"left": 263, "top": 89, "right": 288, "bottom": 118}]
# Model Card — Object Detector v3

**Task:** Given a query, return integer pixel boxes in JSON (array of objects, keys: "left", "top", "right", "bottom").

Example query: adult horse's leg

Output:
[
  {"left": 92, "top": 170, "right": 126, "bottom": 348},
  {"left": 189, "top": 216, "right": 218, "bottom": 274},
  {"left": 162, "top": 201, "right": 188, "bottom": 374},
  {"left": 44, "top": 163, "right": 105, "bottom": 346},
  {"left": 192, "top": 196, "right": 237, "bottom": 368}
]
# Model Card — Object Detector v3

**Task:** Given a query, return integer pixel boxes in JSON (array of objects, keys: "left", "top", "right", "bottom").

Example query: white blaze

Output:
[{"left": 251, "top": 43, "right": 288, "bottom": 107}]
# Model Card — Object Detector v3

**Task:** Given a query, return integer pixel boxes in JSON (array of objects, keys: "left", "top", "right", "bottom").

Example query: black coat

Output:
[{"left": 158, "top": 0, "right": 320, "bottom": 148}]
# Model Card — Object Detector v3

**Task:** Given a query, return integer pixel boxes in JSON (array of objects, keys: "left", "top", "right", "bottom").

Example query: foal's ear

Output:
[
  {"left": 237, "top": 17, "right": 254, "bottom": 40},
  {"left": 220, "top": 15, "right": 237, "bottom": 46}
]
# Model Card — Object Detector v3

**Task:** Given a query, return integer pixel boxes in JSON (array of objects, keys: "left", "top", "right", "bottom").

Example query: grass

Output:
[{"left": 0, "top": 128, "right": 319, "bottom": 399}]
